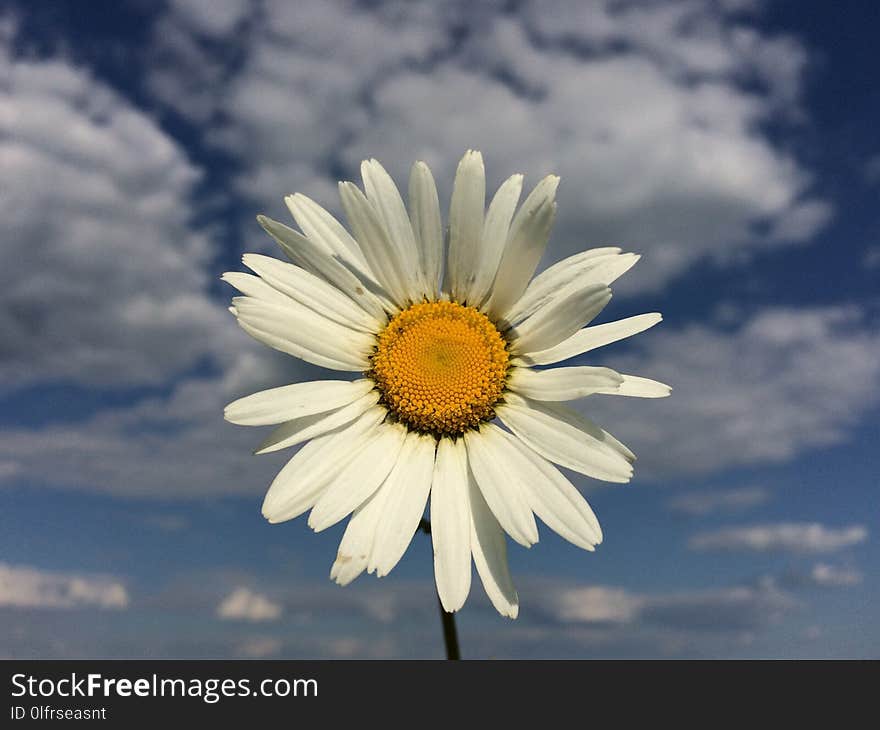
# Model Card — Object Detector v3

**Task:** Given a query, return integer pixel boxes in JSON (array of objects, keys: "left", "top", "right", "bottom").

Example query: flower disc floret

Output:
[{"left": 370, "top": 301, "right": 509, "bottom": 435}]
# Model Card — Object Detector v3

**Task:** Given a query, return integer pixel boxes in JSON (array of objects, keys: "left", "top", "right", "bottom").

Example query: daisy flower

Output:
[{"left": 223, "top": 151, "right": 669, "bottom": 619}]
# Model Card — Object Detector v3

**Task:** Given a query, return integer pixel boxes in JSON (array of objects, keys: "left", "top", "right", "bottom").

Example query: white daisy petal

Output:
[
  {"left": 224, "top": 379, "right": 375, "bottom": 426},
  {"left": 511, "top": 248, "right": 620, "bottom": 311},
  {"left": 242, "top": 253, "right": 383, "bottom": 333},
  {"left": 507, "top": 365, "right": 624, "bottom": 401},
  {"left": 261, "top": 442, "right": 340, "bottom": 525},
  {"left": 339, "top": 181, "right": 410, "bottom": 307},
  {"left": 463, "top": 425, "right": 539, "bottom": 547},
  {"left": 261, "top": 407, "right": 386, "bottom": 523},
  {"left": 505, "top": 390, "right": 636, "bottom": 463},
  {"left": 446, "top": 150, "right": 486, "bottom": 302},
  {"left": 285, "top": 193, "right": 371, "bottom": 273},
  {"left": 408, "top": 161, "right": 443, "bottom": 299},
  {"left": 254, "top": 390, "right": 380, "bottom": 454},
  {"left": 430, "top": 437, "right": 473, "bottom": 613},
  {"left": 221, "top": 271, "right": 291, "bottom": 306},
  {"left": 330, "top": 535, "right": 369, "bottom": 585},
  {"left": 330, "top": 481, "right": 393, "bottom": 587},
  {"left": 571, "top": 409, "right": 636, "bottom": 463},
  {"left": 599, "top": 374, "right": 672, "bottom": 398},
  {"left": 257, "top": 214, "right": 392, "bottom": 319},
  {"left": 232, "top": 296, "right": 375, "bottom": 371},
  {"left": 486, "top": 174, "right": 559, "bottom": 320},
  {"left": 329, "top": 549, "right": 368, "bottom": 586},
  {"left": 468, "top": 472, "right": 518, "bottom": 619},
  {"left": 234, "top": 321, "right": 356, "bottom": 372},
  {"left": 496, "top": 429, "right": 602, "bottom": 550},
  {"left": 508, "top": 283, "right": 610, "bottom": 356},
  {"left": 505, "top": 250, "right": 637, "bottom": 325},
  {"left": 361, "top": 159, "right": 423, "bottom": 303},
  {"left": 469, "top": 174, "right": 524, "bottom": 307},
  {"left": 583, "top": 251, "right": 640, "bottom": 285},
  {"left": 308, "top": 422, "right": 408, "bottom": 532},
  {"left": 514, "top": 313, "right": 662, "bottom": 366},
  {"left": 370, "top": 432, "right": 436, "bottom": 577},
  {"left": 496, "top": 392, "right": 634, "bottom": 483}
]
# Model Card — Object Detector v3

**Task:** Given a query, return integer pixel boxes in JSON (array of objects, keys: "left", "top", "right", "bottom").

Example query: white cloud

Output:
[
  {"left": 0, "top": 566, "right": 829, "bottom": 659},
  {"left": 217, "top": 587, "right": 282, "bottom": 622},
  {"left": 668, "top": 487, "right": 770, "bottom": 515},
  {"left": 145, "top": 0, "right": 253, "bottom": 124},
  {"left": 205, "top": 0, "right": 451, "bottom": 209},
  {"left": 779, "top": 562, "right": 864, "bottom": 589},
  {"left": 862, "top": 246, "right": 880, "bottom": 269},
  {"left": 531, "top": 576, "right": 794, "bottom": 636},
  {"left": 808, "top": 563, "right": 863, "bottom": 587},
  {"left": 525, "top": 0, "right": 808, "bottom": 109},
  {"left": 145, "top": 0, "right": 831, "bottom": 291},
  {"left": 151, "top": 568, "right": 803, "bottom": 656},
  {"left": 0, "top": 461, "right": 21, "bottom": 480},
  {"left": 322, "top": 636, "right": 400, "bottom": 658},
  {"left": 342, "top": 14, "right": 829, "bottom": 291},
  {"left": 689, "top": 523, "right": 868, "bottom": 554},
  {"left": 585, "top": 305, "right": 880, "bottom": 477},
  {"left": 546, "top": 586, "right": 643, "bottom": 623},
  {"left": 639, "top": 579, "right": 794, "bottom": 632},
  {"left": 0, "top": 563, "right": 128, "bottom": 610},
  {"left": 864, "top": 155, "right": 880, "bottom": 185},
  {"left": 0, "top": 39, "right": 233, "bottom": 390},
  {"left": 0, "top": 348, "right": 323, "bottom": 498},
  {"left": 167, "top": 0, "right": 250, "bottom": 38},
  {"left": 235, "top": 636, "right": 283, "bottom": 658}
]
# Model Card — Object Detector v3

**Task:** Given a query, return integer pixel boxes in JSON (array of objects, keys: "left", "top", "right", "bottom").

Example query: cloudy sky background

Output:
[{"left": 1, "top": 0, "right": 877, "bottom": 658}]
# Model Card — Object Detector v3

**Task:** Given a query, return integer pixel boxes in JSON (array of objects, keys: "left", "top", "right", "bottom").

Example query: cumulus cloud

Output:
[
  {"left": 806, "top": 563, "right": 863, "bottom": 587},
  {"left": 0, "top": 563, "right": 128, "bottom": 610},
  {"left": 533, "top": 578, "right": 793, "bottom": 633},
  {"left": 862, "top": 246, "right": 880, "bottom": 269},
  {"left": 470, "top": 575, "right": 799, "bottom": 657},
  {"left": 0, "top": 566, "right": 818, "bottom": 659},
  {"left": 538, "top": 586, "right": 643, "bottom": 624},
  {"left": 163, "top": 567, "right": 434, "bottom": 628},
  {"left": 667, "top": 486, "right": 770, "bottom": 515},
  {"left": 864, "top": 155, "right": 880, "bottom": 185},
  {"left": 217, "top": 587, "right": 282, "bottom": 622},
  {"left": 0, "top": 35, "right": 233, "bottom": 390},
  {"left": 585, "top": 305, "right": 880, "bottom": 477},
  {"left": 689, "top": 523, "right": 869, "bottom": 554},
  {"left": 207, "top": 0, "right": 452, "bottom": 210},
  {"left": 145, "top": 0, "right": 254, "bottom": 124},
  {"left": 167, "top": 0, "right": 250, "bottom": 38},
  {"left": 638, "top": 579, "right": 794, "bottom": 632},
  {"left": 142, "top": 571, "right": 806, "bottom": 656},
  {"left": 0, "top": 347, "right": 325, "bottom": 497},
  {"left": 777, "top": 563, "right": 864, "bottom": 590},
  {"left": 234, "top": 636, "right": 283, "bottom": 658},
  {"left": 147, "top": 0, "right": 829, "bottom": 291}
]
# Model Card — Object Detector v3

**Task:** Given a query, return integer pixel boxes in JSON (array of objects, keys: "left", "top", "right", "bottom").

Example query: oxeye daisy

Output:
[{"left": 223, "top": 150, "right": 670, "bottom": 620}]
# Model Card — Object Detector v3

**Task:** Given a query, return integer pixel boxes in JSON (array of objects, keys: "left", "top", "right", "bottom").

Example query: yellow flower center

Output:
[{"left": 370, "top": 301, "right": 509, "bottom": 435}]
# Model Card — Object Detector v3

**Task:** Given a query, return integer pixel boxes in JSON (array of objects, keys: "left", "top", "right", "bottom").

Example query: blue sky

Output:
[{"left": 1, "top": 0, "right": 877, "bottom": 658}]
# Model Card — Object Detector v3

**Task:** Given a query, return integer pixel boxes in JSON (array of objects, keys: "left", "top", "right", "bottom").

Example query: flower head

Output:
[{"left": 223, "top": 151, "right": 670, "bottom": 618}]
